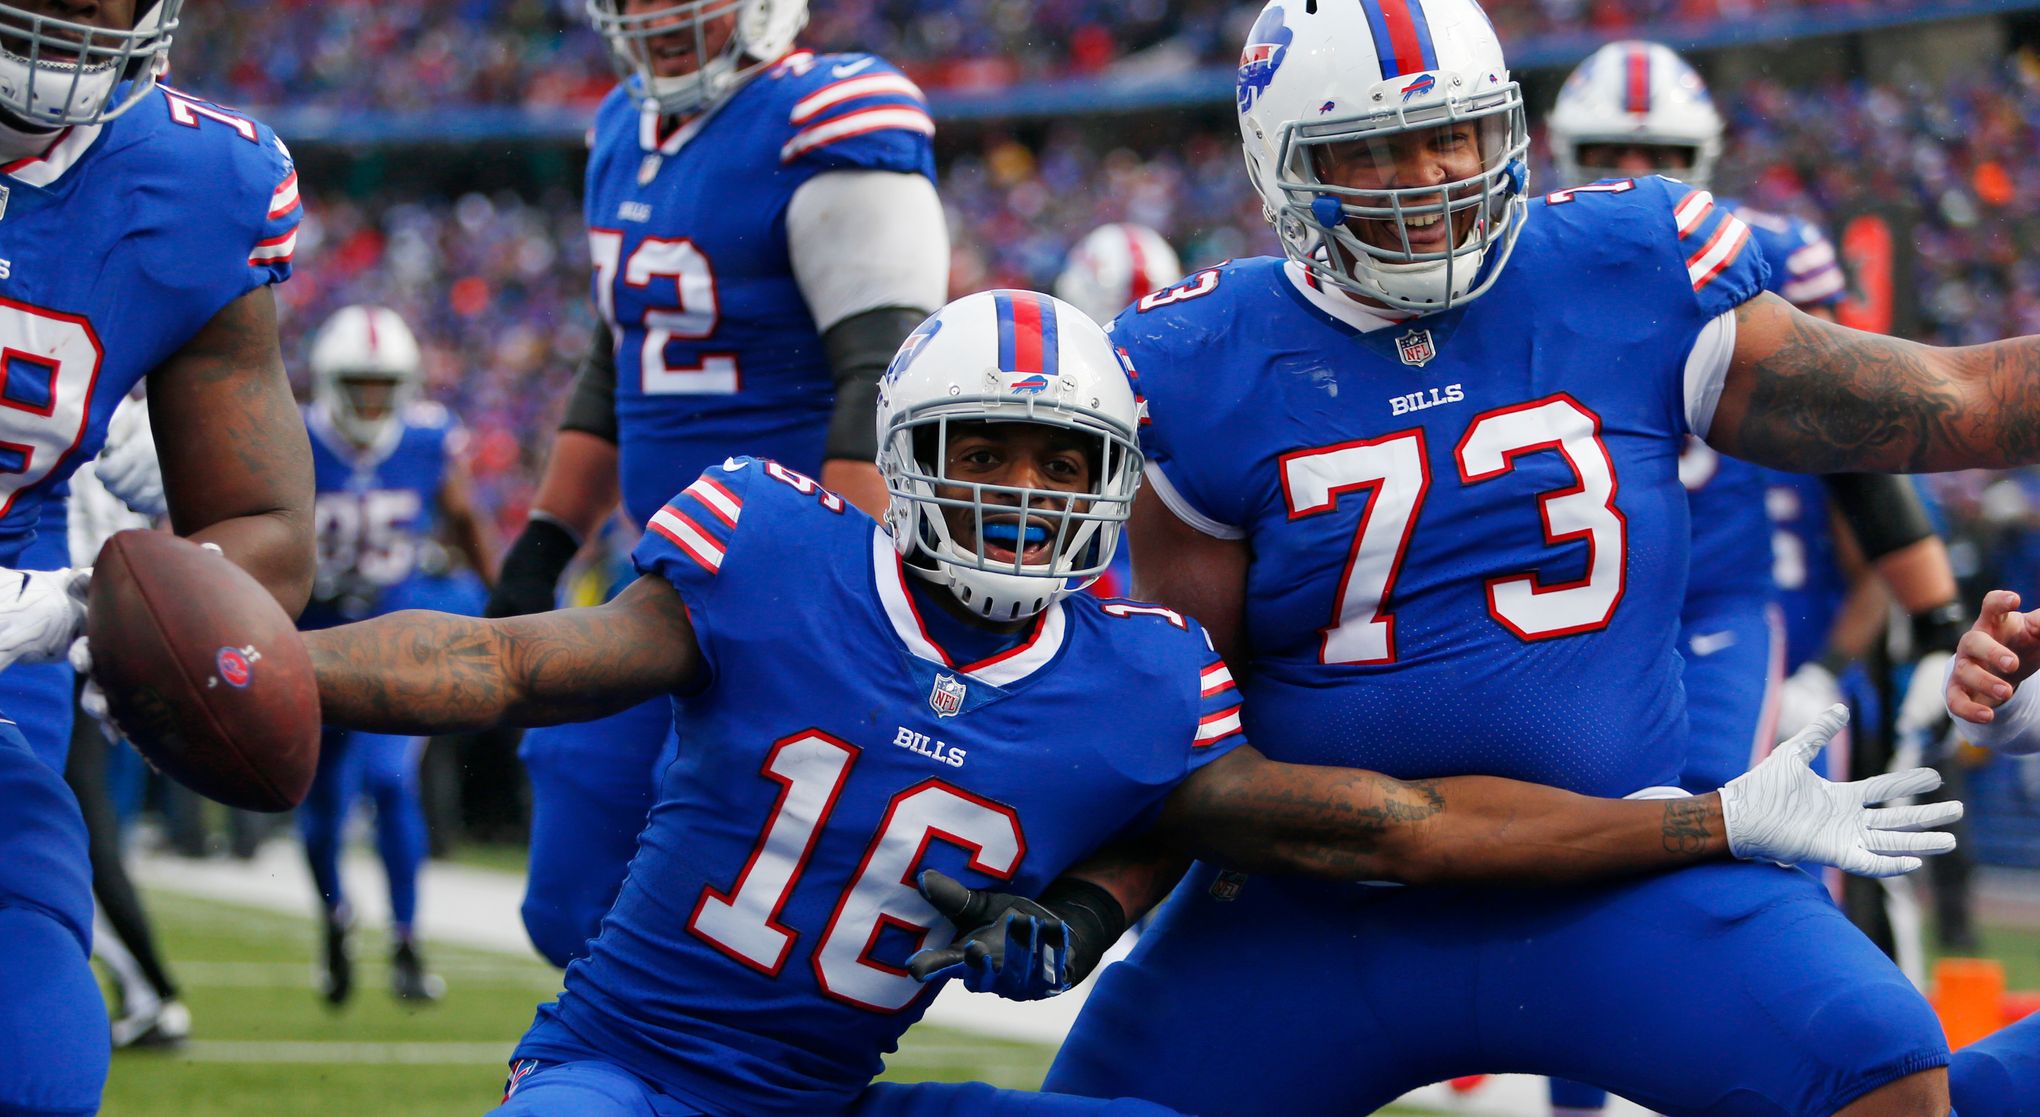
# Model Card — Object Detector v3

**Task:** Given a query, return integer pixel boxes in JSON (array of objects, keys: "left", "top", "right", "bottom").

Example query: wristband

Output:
[
  {"left": 1037, "top": 877, "right": 1127, "bottom": 986},
  {"left": 1911, "top": 601, "right": 1967, "bottom": 656}
]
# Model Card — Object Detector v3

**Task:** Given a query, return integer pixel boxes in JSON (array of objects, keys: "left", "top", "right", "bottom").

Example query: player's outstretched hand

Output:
[
  {"left": 0, "top": 566, "right": 90, "bottom": 673},
  {"left": 904, "top": 869, "right": 1072, "bottom": 1001},
  {"left": 1719, "top": 704, "right": 1961, "bottom": 878},
  {"left": 1946, "top": 590, "right": 2040, "bottom": 724}
]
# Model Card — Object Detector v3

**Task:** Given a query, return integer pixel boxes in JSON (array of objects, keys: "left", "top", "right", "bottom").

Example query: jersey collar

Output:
[
  {"left": 1, "top": 122, "right": 103, "bottom": 189},
  {"left": 1281, "top": 260, "right": 1415, "bottom": 335},
  {"left": 869, "top": 528, "right": 1066, "bottom": 688}
]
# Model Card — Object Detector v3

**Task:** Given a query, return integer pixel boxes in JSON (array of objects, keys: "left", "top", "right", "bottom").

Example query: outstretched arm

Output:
[
  {"left": 306, "top": 573, "right": 698, "bottom": 735},
  {"left": 1709, "top": 291, "right": 2040, "bottom": 473}
]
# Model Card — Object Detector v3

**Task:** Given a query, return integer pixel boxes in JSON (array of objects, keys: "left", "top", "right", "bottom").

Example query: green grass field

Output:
[
  {"left": 102, "top": 888, "right": 1062, "bottom": 1116},
  {"left": 102, "top": 881, "right": 2040, "bottom": 1116}
]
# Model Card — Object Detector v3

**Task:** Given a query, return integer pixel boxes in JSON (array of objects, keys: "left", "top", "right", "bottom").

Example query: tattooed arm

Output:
[
  {"left": 305, "top": 574, "right": 700, "bottom": 735},
  {"left": 1708, "top": 291, "right": 2040, "bottom": 473},
  {"left": 148, "top": 287, "right": 316, "bottom": 614},
  {"left": 1146, "top": 747, "right": 1726, "bottom": 887}
]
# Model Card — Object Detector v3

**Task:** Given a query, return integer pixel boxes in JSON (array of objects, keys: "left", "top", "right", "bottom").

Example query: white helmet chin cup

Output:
[
  {"left": 1236, "top": 0, "right": 1529, "bottom": 314},
  {"left": 0, "top": 0, "right": 181, "bottom": 128},
  {"left": 586, "top": 0, "right": 808, "bottom": 117},
  {"left": 875, "top": 290, "right": 1145, "bottom": 622},
  {"left": 308, "top": 305, "right": 424, "bottom": 447},
  {"left": 1054, "top": 224, "right": 1185, "bottom": 325},
  {"left": 1548, "top": 40, "right": 1723, "bottom": 190}
]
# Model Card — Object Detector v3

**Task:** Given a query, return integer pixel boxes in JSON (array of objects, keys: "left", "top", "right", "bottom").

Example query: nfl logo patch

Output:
[
  {"left": 1395, "top": 328, "right": 1437, "bottom": 368},
  {"left": 929, "top": 673, "right": 966, "bottom": 718}
]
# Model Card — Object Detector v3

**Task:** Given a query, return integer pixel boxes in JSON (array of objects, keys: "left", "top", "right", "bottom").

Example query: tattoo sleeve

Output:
[
  {"left": 1157, "top": 748, "right": 1733, "bottom": 887},
  {"left": 1713, "top": 292, "right": 2040, "bottom": 473},
  {"left": 304, "top": 575, "right": 698, "bottom": 734}
]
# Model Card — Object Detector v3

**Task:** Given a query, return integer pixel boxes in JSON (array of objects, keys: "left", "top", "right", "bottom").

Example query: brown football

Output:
[{"left": 87, "top": 531, "right": 319, "bottom": 812}]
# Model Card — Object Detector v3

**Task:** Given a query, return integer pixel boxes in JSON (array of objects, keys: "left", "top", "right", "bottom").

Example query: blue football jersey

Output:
[
  {"left": 306, "top": 401, "right": 456, "bottom": 623},
  {"left": 584, "top": 51, "right": 936, "bottom": 529},
  {"left": 513, "top": 458, "right": 1244, "bottom": 1116},
  {"left": 0, "top": 84, "right": 298, "bottom": 565},
  {"left": 1120, "top": 175, "right": 1768, "bottom": 796},
  {"left": 1721, "top": 199, "right": 1847, "bottom": 311}
]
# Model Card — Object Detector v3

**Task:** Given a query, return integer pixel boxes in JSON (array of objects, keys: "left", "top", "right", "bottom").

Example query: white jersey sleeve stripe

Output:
[
  {"left": 1686, "top": 215, "right": 1751, "bottom": 291},
  {"left": 1194, "top": 705, "right": 1245, "bottom": 745},
  {"left": 789, "top": 74, "right": 926, "bottom": 125},
  {"left": 1673, "top": 190, "right": 1716, "bottom": 238},
  {"left": 1786, "top": 240, "right": 1836, "bottom": 274},
  {"left": 247, "top": 228, "right": 298, "bottom": 266},
  {"left": 1199, "top": 663, "right": 1236, "bottom": 696},
  {"left": 1781, "top": 267, "right": 1847, "bottom": 306},
  {"left": 650, "top": 508, "right": 724, "bottom": 574},
  {"left": 268, "top": 170, "right": 300, "bottom": 219},
  {"left": 779, "top": 107, "right": 935, "bottom": 163},
  {"left": 682, "top": 477, "right": 744, "bottom": 527}
]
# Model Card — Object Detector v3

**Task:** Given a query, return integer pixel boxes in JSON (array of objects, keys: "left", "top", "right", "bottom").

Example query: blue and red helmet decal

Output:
[
  {"left": 1359, "top": 0, "right": 1440, "bottom": 80},
  {"left": 1237, "top": 5, "right": 1294, "bottom": 113},
  {"left": 992, "top": 290, "right": 1059, "bottom": 383}
]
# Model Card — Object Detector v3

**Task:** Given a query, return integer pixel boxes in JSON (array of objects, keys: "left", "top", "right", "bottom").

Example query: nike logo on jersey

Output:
[
  {"left": 1388, "top": 383, "right": 1464, "bottom": 417},
  {"left": 721, "top": 457, "right": 744, "bottom": 472},
  {"left": 894, "top": 726, "right": 967, "bottom": 768},
  {"left": 1689, "top": 630, "right": 1738, "bottom": 657},
  {"left": 832, "top": 58, "right": 876, "bottom": 78}
]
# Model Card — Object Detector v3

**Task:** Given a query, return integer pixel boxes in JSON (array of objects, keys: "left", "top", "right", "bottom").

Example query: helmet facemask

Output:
[
  {"left": 1260, "top": 83, "right": 1528, "bottom": 313},
  {"left": 318, "top": 372, "right": 416, "bottom": 450},
  {"left": 881, "top": 406, "right": 1142, "bottom": 622},
  {"left": 0, "top": 0, "right": 180, "bottom": 128},
  {"left": 586, "top": 0, "right": 806, "bottom": 118}
]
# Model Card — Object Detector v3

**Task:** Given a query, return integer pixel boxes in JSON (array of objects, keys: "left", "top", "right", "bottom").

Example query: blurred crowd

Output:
[{"left": 172, "top": 0, "right": 1953, "bottom": 107}]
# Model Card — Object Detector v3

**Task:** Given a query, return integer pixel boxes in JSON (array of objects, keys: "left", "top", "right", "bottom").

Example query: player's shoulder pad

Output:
[
  {"left": 764, "top": 50, "right": 933, "bottom": 174},
  {"left": 1533, "top": 174, "right": 1767, "bottom": 318},
  {"left": 119, "top": 85, "right": 301, "bottom": 281},
  {"left": 402, "top": 400, "right": 453, "bottom": 437},
  {"left": 644, "top": 456, "right": 852, "bottom": 578},
  {"left": 1082, "top": 595, "right": 1219, "bottom": 658},
  {"left": 1110, "top": 256, "right": 1266, "bottom": 353},
  {"left": 590, "top": 84, "right": 637, "bottom": 147}
]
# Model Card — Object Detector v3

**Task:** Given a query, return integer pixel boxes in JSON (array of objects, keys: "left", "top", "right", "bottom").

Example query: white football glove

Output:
[
  {"left": 95, "top": 396, "right": 167, "bottom": 518},
  {"left": 68, "top": 636, "right": 118, "bottom": 741},
  {"left": 1773, "top": 661, "right": 1845, "bottom": 743},
  {"left": 1720, "top": 704, "right": 1962, "bottom": 878},
  {"left": 0, "top": 567, "right": 90, "bottom": 673}
]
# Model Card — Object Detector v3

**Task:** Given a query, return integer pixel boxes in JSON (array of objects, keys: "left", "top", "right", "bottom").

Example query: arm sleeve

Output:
[
  {"left": 821, "top": 307, "right": 928, "bottom": 463},
  {"left": 1682, "top": 309, "right": 1738, "bottom": 439},
  {"left": 558, "top": 320, "right": 619, "bottom": 443},
  {"left": 1823, "top": 473, "right": 1937, "bottom": 562},
  {"left": 786, "top": 170, "right": 948, "bottom": 332}
]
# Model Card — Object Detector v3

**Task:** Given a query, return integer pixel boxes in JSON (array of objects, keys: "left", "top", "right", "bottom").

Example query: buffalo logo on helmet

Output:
[
  {"left": 1005, "top": 373, "right": 1051, "bottom": 395},
  {"left": 214, "top": 645, "right": 256, "bottom": 689},
  {"left": 884, "top": 317, "right": 943, "bottom": 384},
  {"left": 1396, "top": 328, "right": 1438, "bottom": 368},
  {"left": 1400, "top": 74, "right": 1437, "bottom": 102},
  {"left": 929, "top": 673, "right": 966, "bottom": 718},
  {"left": 1236, "top": 5, "right": 1294, "bottom": 113}
]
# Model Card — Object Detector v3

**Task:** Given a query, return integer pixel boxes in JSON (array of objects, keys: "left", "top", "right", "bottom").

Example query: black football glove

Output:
[{"left": 905, "top": 869, "right": 1073, "bottom": 1001}]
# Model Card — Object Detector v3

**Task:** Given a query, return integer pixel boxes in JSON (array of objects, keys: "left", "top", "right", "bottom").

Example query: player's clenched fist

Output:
[{"left": 1944, "top": 589, "right": 2040, "bottom": 755}]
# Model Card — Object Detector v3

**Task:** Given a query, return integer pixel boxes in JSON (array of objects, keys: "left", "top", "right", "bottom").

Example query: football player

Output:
[
  {"left": 1539, "top": 41, "right": 1970, "bottom": 1116},
  {"left": 485, "top": 0, "right": 946, "bottom": 967},
  {"left": 0, "top": 1, "right": 313, "bottom": 1112},
  {"left": 1031, "top": 2, "right": 2040, "bottom": 1114},
  {"left": 296, "top": 291, "right": 1953, "bottom": 1117},
  {"left": 297, "top": 305, "right": 495, "bottom": 1006}
]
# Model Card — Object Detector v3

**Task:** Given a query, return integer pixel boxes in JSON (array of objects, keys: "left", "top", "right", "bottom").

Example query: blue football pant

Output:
[
  {"left": 1951, "top": 1011, "right": 2040, "bottom": 1117},
  {"left": 298, "top": 727, "right": 428, "bottom": 928},
  {"left": 1678, "top": 599, "right": 1786, "bottom": 795},
  {"left": 518, "top": 698, "right": 675, "bottom": 967},
  {"left": 492, "top": 1059, "right": 1190, "bottom": 1117},
  {"left": 1045, "top": 862, "right": 1946, "bottom": 1117},
  {"left": 0, "top": 721, "right": 103, "bottom": 1117}
]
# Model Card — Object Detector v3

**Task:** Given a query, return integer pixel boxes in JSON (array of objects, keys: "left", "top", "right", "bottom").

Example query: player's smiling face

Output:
[
  {"left": 1313, "top": 122, "right": 1485, "bottom": 255},
  {"left": 620, "top": 0, "right": 737, "bottom": 80},
  {"left": 935, "top": 421, "right": 1096, "bottom": 568}
]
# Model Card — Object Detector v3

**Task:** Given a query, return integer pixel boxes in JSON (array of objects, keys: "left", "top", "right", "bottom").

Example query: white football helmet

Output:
[
  {"left": 0, "top": 0, "right": 180, "bottom": 128},
  {"left": 1548, "top": 41, "right": 1723, "bottom": 190},
  {"left": 1054, "top": 224, "right": 1185, "bottom": 325},
  {"left": 1237, "top": 0, "right": 1528, "bottom": 313},
  {"left": 308, "top": 306, "right": 423, "bottom": 448},
  {"left": 586, "top": 0, "right": 807, "bottom": 117},
  {"left": 876, "top": 290, "right": 1143, "bottom": 622}
]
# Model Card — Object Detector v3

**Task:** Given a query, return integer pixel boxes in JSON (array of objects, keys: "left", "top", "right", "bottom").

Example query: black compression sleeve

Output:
[
  {"left": 483, "top": 517, "right": 581, "bottom": 618},
  {"left": 823, "top": 306, "right": 930, "bottom": 463},
  {"left": 1037, "top": 877, "right": 1128, "bottom": 986},
  {"left": 1911, "top": 601, "right": 1967, "bottom": 656},
  {"left": 1823, "top": 473, "right": 1936, "bottom": 563},
  {"left": 559, "top": 320, "right": 618, "bottom": 443}
]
